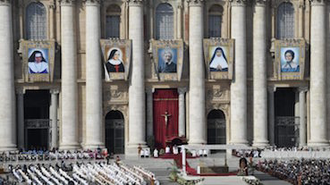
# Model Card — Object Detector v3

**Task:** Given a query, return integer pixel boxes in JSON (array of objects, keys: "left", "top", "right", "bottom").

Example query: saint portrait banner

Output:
[
  {"left": 203, "top": 38, "right": 234, "bottom": 80},
  {"left": 100, "top": 39, "right": 132, "bottom": 81},
  {"left": 275, "top": 39, "right": 306, "bottom": 80},
  {"left": 21, "top": 40, "right": 55, "bottom": 82},
  {"left": 151, "top": 39, "right": 184, "bottom": 81}
]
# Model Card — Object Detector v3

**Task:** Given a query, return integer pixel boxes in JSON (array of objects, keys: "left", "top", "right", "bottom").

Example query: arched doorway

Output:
[
  {"left": 105, "top": 111, "right": 125, "bottom": 154},
  {"left": 207, "top": 110, "right": 226, "bottom": 144}
]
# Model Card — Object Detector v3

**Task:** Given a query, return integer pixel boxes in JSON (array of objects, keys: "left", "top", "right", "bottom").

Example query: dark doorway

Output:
[
  {"left": 24, "top": 90, "right": 50, "bottom": 150},
  {"left": 105, "top": 111, "right": 125, "bottom": 154},
  {"left": 274, "top": 88, "right": 299, "bottom": 147},
  {"left": 207, "top": 110, "right": 226, "bottom": 144}
]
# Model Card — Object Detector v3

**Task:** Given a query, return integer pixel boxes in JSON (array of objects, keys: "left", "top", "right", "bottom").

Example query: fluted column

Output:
[
  {"left": 128, "top": 0, "right": 146, "bottom": 151},
  {"left": 50, "top": 89, "right": 59, "bottom": 149},
  {"left": 187, "top": 0, "right": 206, "bottom": 145},
  {"left": 146, "top": 88, "right": 154, "bottom": 137},
  {"left": 253, "top": 0, "right": 269, "bottom": 147},
  {"left": 84, "top": 0, "right": 103, "bottom": 149},
  {"left": 299, "top": 87, "right": 307, "bottom": 147},
  {"left": 309, "top": 0, "right": 328, "bottom": 146},
  {"left": 0, "top": 0, "right": 16, "bottom": 151},
  {"left": 60, "top": 0, "right": 79, "bottom": 149},
  {"left": 16, "top": 89, "right": 25, "bottom": 150},
  {"left": 230, "top": 0, "right": 248, "bottom": 145},
  {"left": 178, "top": 88, "right": 186, "bottom": 137},
  {"left": 268, "top": 86, "right": 275, "bottom": 146}
]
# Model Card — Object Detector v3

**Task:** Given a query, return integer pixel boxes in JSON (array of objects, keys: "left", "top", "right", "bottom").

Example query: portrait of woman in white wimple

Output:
[{"left": 209, "top": 47, "right": 228, "bottom": 72}]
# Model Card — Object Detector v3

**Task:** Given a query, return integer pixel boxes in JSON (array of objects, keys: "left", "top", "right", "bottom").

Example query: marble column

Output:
[
  {"left": 230, "top": 0, "right": 248, "bottom": 145},
  {"left": 253, "top": 0, "right": 269, "bottom": 147},
  {"left": 0, "top": 0, "right": 16, "bottom": 151},
  {"left": 299, "top": 87, "right": 307, "bottom": 147},
  {"left": 309, "top": 0, "right": 328, "bottom": 146},
  {"left": 178, "top": 88, "right": 186, "bottom": 137},
  {"left": 146, "top": 88, "right": 154, "bottom": 137},
  {"left": 128, "top": 0, "right": 146, "bottom": 151},
  {"left": 188, "top": 0, "right": 206, "bottom": 145},
  {"left": 50, "top": 89, "right": 59, "bottom": 149},
  {"left": 268, "top": 87, "right": 275, "bottom": 146},
  {"left": 85, "top": 0, "right": 103, "bottom": 149},
  {"left": 16, "top": 89, "right": 25, "bottom": 150},
  {"left": 60, "top": 0, "right": 79, "bottom": 149}
]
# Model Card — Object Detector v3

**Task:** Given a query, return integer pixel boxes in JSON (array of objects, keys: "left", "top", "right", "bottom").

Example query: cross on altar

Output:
[{"left": 161, "top": 111, "right": 171, "bottom": 126}]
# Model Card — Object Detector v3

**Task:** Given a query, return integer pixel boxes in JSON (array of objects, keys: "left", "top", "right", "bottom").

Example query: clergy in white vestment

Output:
[
  {"left": 153, "top": 149, "right": 159, "bottom": 158},
  {"left": 165, "top": 146, "right": 170, "bottom": 154}
]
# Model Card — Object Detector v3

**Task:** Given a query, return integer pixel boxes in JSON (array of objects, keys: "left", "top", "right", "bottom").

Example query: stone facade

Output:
[{"left": 0, "top": 0, "right": 329, "bottom": 153}]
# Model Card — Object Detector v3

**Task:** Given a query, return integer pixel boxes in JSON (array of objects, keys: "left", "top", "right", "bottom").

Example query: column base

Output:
[
  {"left": 252, "top": 141, "right": 269, "bottom": 148},
  {"left": 308, "top": 140, "right": 329, "bottom": 147},
  {"left": 125, "top": 143, "right": 147, "bottom": 157},
  {"left": 81, "top": 142, "right": 105, "bottom": 150},
  {"left": 59, "top": 142, "right": 80, "bottom": 150},
  {"left": 0, "top": 144, "right": 17, "bottom": 152}
]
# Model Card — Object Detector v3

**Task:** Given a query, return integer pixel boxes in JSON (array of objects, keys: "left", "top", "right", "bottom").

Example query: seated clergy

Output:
[
  {"left": 165, "top": 146, "right": 171, "bottom": 154},
  {"left": 173, "top": 145, "right": 179, "bottom": 155},
  {"left": 153, "top": 149, "right": 159, "bottom": 158}
]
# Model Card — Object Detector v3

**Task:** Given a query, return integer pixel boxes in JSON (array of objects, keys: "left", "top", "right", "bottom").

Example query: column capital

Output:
[
  {"left": 0, "top": 0, "right": 11, "bottom": 6},
  {"left": 309, "top": 0, "right": 327, "bottom": 6},
  {"left": 146, "top": 87, "right": 155, "bottom": 94},
  {"left": 298, "top": 86, "right": 308, "bottom": 92},
  {"left": 230, "top": 0, "right": 249, "bottom": 6},
  {"left": 50, "top": 89, "right": 60, "bottom": 94},
  {"left": 267, "top": 86, "right": 276, "bottom": 92},
  {"left": 186, "top": 0, "right": 204, "bottom": 7},
  {"left": 15, "top": 88, "right": 25, "bottom": 95},
  {"left": 59, "top": 0, "right": 75, "bottom": 6},
  {"left": 84, "top": 0, "right": 101, "bottom": 6},
  {"left": 178, "top": 87, "right": 187, "bottom": 94},
  {"left": 254, "top": 0, "right": 268, "bottom": 6},
  {"left": 127, "top": 0, "right": 145, "bottom": 6}
]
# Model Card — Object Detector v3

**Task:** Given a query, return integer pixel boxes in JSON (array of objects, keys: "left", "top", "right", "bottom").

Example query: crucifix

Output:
[{"left": 161, "top": 111, "right": 171, "bottom": 126}]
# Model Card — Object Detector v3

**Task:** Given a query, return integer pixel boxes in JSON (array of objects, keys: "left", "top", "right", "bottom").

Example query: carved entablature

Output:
[
  {"left": 103, "top": 87, "right": 128, "bottom": 105},
  {"left": 127, "top": 0, "right": 144, "bottom": 6},
  {"left": 230, "top": 0, "right": 249, "bottom": 6},
  {"left": 206, "top": 85, "right": 230, "bottom": 102},
  {"left": 274, "top": 38, "right": 306, "bottom": 80},
  {"left": 186, "top": 0, "right": 204, "bottom": 6}
]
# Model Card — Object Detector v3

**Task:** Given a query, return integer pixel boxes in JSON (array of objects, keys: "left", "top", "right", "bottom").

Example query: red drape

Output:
[{"left": 153, "top": 89, "right": 179, "bottom": 149}]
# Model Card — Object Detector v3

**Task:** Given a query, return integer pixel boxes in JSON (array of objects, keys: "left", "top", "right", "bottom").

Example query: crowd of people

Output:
[
  {"left": 259, "top": 158, "right": 330, "bottom": 185},
  {"left": 9, "top": 162, "right": 157, "bottom": 185}
]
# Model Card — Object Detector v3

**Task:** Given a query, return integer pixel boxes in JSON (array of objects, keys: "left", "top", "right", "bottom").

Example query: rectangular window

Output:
[
  {"left": 106, "top": 15, "right": 120, "bottom": 38},
  {"left": 208, "top": 15, "right": 222, "bottom": 38}
]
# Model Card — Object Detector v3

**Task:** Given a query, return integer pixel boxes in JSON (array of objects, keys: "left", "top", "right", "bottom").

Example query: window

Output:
[
  {"left": 208, "top": 5, "right": 223, "bottom": 38},
  {"left": 156, "top": 3, "right": 174, "bottom": 40},
  {"left": 277, "top": 2, "right": 295, "bottom": 39},
  {"left": 26, "top": 2, "right": 47, "bottom": 40},
  {"left": 106, "top": 5, "right": 121, "bottom": 38}
]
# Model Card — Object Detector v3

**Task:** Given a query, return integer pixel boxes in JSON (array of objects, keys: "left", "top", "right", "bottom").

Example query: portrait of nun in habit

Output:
[
  {"left": 105, "top": 48, "right": 125, "bottom": 73},
  {"left": 209, "top": 47, "right": 228, "bottom": 72}
]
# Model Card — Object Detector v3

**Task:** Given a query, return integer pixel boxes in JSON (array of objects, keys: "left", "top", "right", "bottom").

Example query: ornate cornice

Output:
[
  {"left": 186, "top": 0, "right": 204, "bottom": 7},
  {"left": 59, "top": 0, "right": 75, "bottom": 6},
  {"left": 0, "top": 0, "right": 11, "bottom": 6},
  {"left": 298, "top": 87, "right": 308, "bottom": 92},
  {"left": 127, "top": 0, "right": 144, "bottom": 6},
  {"left": 230, "top": 0, "right": 249, "bottom": 6},
  {"left": 50, "top": 89, "right": 60, "bottom": 94},
  {"left": 309, "top": 0, "right": 327, "bottom": 6}
]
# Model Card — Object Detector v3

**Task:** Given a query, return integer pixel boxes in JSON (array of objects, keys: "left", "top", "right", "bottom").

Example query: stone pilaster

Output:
[
  {"left": 127, "top": 0, "right": 146, "bottom": 153},
  {"left": 0, "top": 0, "right": 16, "bottom": 151},
  {"left": 230, "top": 0, "right": 248, "bottom": 145},
  {"left": 16, "top": 88, "right": 25, "bottom": 150},
  {"left": 187, "top": 0, "right": 206, "bottom": 145},
  {"left": 308, "top": 0, "right": 328, "bottom": 146},
  {"left": 178, "top": 87, "right": 187, "bottom": 137},
  {"left": 299, "top": 87, "right": 307, "bottom": 147},
  {"left": 84, "top": 0, "right": 104, "bottom": 149},
  {"left": 59, "top": 0, "right": 79, "bottom": 149},
  {"left": 146, "top": 88, "right": 154, "bottom": 137},
  {"left": 252, "top": 0, "right": 269, "bottom": 147},
  {"left": 268, "top": 86, "right": 276, "bottom": 146},
  {"left": 50, "top": 89, "right": 59, "bottom": 149}
]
